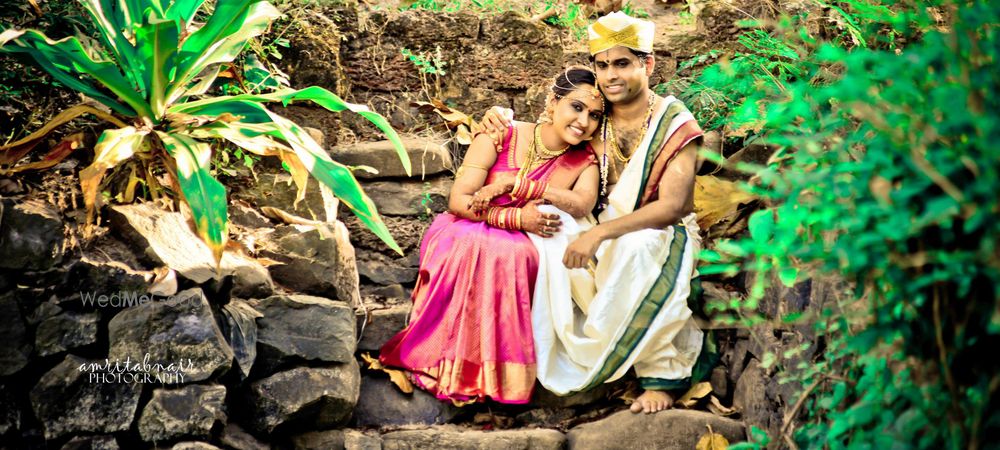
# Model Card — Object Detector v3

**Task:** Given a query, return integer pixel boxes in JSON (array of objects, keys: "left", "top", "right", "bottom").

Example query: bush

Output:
[{"left": 692, "top": 0, "right": 998, "bottom": 448}]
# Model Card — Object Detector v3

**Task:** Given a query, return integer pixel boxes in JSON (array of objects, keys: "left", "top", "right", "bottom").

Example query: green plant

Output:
[
  {"left": 0, "top": 0, "right": 411, "bottom": 264},
  {"left": 621, "top": 1, "right": 649, "bottom": 19},
  {"left": 400, "top": 47, "right": 447, "bottom": 75},
  {"left": 695, "top": 0, "right": 998, "bottom": 448},
  {"left": 543, "top": 1, "right": 587, "bottom": 40}
]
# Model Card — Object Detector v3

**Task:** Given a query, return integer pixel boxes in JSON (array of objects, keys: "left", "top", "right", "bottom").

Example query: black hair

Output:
[
  {"left": 587, "top": 48, "right": 652, "bottom": 63},
  {"left": 552, "top": 66, "right": 598, "bottom": 98}
]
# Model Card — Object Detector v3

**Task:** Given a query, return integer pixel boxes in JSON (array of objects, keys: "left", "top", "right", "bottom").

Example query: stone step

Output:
[{"left": 330, "top": 136, "right": 453, "bottom": 180}]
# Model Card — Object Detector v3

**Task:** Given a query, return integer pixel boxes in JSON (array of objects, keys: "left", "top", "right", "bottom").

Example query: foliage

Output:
[
  {"left": 401, "top": 47, "right": 448, "bottom": 75},
  {"left": 691, "top": 0, "right": 999, "bottom": 448},
  {"left": 542, "top": 1, "right": 587, "bottom": 40},
  {"left": 0, "top": 0, "right": 412, "bottom": 264},
  {"left": 399, "top": 0, "right": 514, "bottom": 15}
]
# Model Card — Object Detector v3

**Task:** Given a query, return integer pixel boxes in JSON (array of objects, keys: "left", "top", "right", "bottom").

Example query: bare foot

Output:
[{"left": 629, "top": 389, "right": 674, "bottom": 414}]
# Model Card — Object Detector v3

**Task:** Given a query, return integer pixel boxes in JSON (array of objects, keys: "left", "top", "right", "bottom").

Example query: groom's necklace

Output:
[{"left": 606, "top": 91, "right": 655, "bottom": 163}]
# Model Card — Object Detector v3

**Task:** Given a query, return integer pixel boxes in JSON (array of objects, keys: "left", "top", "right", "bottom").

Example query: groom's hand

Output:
[
  {"left": 563, "top": 229, "right": 603, "bottom": 269},
  {"left": 480, "top": 106, "right": 514, "bottom": 146}
]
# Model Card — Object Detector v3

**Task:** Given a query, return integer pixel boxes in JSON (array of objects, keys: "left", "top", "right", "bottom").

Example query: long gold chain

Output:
[
  {"left": 606, "top": 91, "right": 655, "bottom": 163},
  {"left": 517, "top": 124, "right": 568, "bottom": 180}
]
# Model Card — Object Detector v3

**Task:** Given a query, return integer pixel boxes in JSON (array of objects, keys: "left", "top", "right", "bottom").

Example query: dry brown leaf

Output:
[
  {"left": 695, "top": 425, "right": 730, "bottom": 450},
  {"left": 4, "top": 132, "right": 85, "bottom": 173},
  {"left": 360, "top": 353, "right": 413, "bottom": 394},
  {"left": 148, "top": 267, "right": 178, "bottom": 297},
  {"left": 676, "top": 381, "right": 713, "bottom": 408},
  {"left": 693, "top": 175, "right": 755, "bottom": 231},
  {"left": 707, "top": 395, "right": 738, "bottom": 416}
]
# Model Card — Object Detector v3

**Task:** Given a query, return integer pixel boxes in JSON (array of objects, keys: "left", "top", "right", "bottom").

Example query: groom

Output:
[{"left": 483, "top": 11, "right": 706, "bottom": 414}]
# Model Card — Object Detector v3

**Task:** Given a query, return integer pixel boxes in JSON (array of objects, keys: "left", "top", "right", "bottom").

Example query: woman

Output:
[{"left": 379, "top": 67, "right": 606, "bottom": 404}]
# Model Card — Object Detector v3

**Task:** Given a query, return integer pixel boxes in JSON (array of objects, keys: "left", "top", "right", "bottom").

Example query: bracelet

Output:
[
  {"left": 486, "top": 207, "right": 523, "bottom": 230},
  {"left": 510, "top": 177, "right": 548, "bottom": 201}
]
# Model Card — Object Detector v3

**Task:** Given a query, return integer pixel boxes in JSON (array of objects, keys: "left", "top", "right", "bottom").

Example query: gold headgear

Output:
[{"left": 588, "top": 11, "right": 655, "bottom": 55}]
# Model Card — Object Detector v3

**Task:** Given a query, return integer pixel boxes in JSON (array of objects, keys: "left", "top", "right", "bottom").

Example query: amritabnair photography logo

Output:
[{"left": 77, "top": 353, "right": 195, "bottom": 384}]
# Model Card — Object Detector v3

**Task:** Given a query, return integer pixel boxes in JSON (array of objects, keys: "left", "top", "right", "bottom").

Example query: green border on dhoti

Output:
[{"left": 579, "top": 225, "right": 689, "bottom": 392}]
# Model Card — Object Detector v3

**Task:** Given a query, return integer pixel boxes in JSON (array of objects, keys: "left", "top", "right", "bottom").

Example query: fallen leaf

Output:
[
  {"left": 148, "top": 267, "right": 178, "bottom": 296},
  {"left": 693, "top": 176, "right": 756, "bottom": 231},
  {"left": 676, "top": 381, "right": 713, "bottom": 408},
  {"left": 707, "top": 395, "right": 738, "bottom": 416},
  {"left": 360, "top": 352, "right": 413, "bottom": 394},
  {"left": 695, "top": 424, "right": 730, "bottom": 450}
]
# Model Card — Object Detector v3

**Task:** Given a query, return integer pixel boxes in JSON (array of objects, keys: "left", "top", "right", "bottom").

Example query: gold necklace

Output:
[
  {"left": 517, "top": 124, "right": 569, "bottom": 180},
  {"left": 606, "top": 91, "right": 655, "bottom": 163}
]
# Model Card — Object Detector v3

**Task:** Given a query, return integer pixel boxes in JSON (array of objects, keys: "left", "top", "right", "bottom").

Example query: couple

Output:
[{"left": 379, "top": 12, "right": 707, "bottom": 414}]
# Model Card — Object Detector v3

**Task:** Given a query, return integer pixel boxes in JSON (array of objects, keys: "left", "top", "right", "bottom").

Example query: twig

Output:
[
  {"left": 932, "top": 285, "right": 964, "bottom": 435},
  {"left": 531, "top": 8, "right": 558, "bottom": 22},
  {"left": 779, "top": 376, "right": 823, "bottom": 439}
]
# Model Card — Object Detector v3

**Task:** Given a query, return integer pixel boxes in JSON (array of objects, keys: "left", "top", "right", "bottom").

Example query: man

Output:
[{"left": 482, "top": 12, "right": 706, "bottom": 414}]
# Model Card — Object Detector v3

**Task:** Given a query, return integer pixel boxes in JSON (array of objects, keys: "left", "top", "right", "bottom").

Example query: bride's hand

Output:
[
  {"left": 468, "top": 180, "right": 514, "bottom": 215},
  {"left": 521, "top": 200, "right": 561, "bottom": 237}
]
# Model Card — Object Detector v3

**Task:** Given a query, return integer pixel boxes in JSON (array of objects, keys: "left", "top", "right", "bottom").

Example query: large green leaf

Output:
[
  {"left": 171, "top": 98, "right": 403, "bottom": 254},
  {"left": 1, "top": 29, "right": 152, "bottom": 118},
  {"left": 134, "top": 12, "right": 179, "bottom": 120},
  {"left": 79, "top": 0, "right": 146, "bottom": 96},
  {"left": 0, "top": 30, "right": 136, "bottom": 116},
  {"left": 164, "top": 0, "right": 206, "bottom": 24},
  {"left": 157, "top": 131, "right": 228, "bottom": 265},
  {"left": 168, "top": 0, "right": 279, "bottom": 104},
  {"left": 174, "top": 86, "right": 411, "bottom": 176}
]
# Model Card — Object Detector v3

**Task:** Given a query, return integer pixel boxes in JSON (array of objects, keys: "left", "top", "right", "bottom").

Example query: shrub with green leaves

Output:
[
  {"left": 0, "top": 0, "right": 410, "bottom": 264},
  {"left": 691, "top": 0, "right": 998, "bottom": 448}
]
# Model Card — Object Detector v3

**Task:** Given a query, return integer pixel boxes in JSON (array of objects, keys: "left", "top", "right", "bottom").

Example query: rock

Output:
[
  {"left": 381, "top": 426, "right": 566, "bottom": 450},
  {"left": 710, "top": 365, "right": 730, "bottom": 399},
  {"left": 356, "top": 249, "right": 419, "bottom": 286},
  {"left": 733, "top": 358, "right": 777, "bottom": 438},
  {"left": 344, "top": 215, "right": 429, "bottom": 254},
  {"left": 353, "top": 375, "right": 459, "bottom": 427},
  {"left": 257, "top": 222, "right": 360, "bottom": 305},
  {"left": 0, "top": 199, "right": 64, "bottom": 270},
  {"left": 359, "top": 177, "right": 452, "bottom": 217},
  {"left": 567, "top": 409, "right": 745, "bottom": 450},
  {"left": 108, "top": 288, "right": 234, "bottom": 383},
  {"left": 220, "top": 422, "right": 270, "bottom": 450},
  {"left": 230, "top": 200, "right": 273, "bottom": 229},
  {"left": 60, "top": 435, "right": 120, "bottom": 450},
  {"left": 246, "top": 361, "right": 361, "bottom": 434},
  {"left": 34, "top": 311, "right": 100, "bottom": 356},
  {"left": 251, "top": 294, "right": 356, "bottom": 375},
  {"left": 29, "top": 355, "right": 142, "bottom": 440},
  {"left": 0, "top": 293, "right": 31, "bottom": 376},
  {"left": 331, "top": 137, "right": 452, "bottom": 180},
  {"left": 364, "top": 283, "right": 408, "bottom": 300},
  {"left": 456, "top": 12, "right": 564, "bottom": 90},
  {"left": 0, "top": 383, "right": 20, "bottom": 435},
  {"left": 515, "top": 408, "right": 576, "bottom": 429},
  {"left": 341, "top": 10, "right": 480, "bottom": 93},
  {"left": 357, "top": 302, "right": 411, "bottom": 352},
  {"left": 232, "top": 173, "right": 332, "bottom": 223},
  {"left": 345, "top": 430, "right": 381, "bottom": 450},
  {"left": 289, "top": 430, "right": 343, "bottom": 450},
  {"left": 138, "top": 384, "right": 227, "bottom": 442},
  {"left": 170, "top": 443, "right": 222, "bottom": 450},
  {"left": 65, "top": 256, "right": 151, "bottom": 300},
  {"left": 107, "top": 203, "right": 273, "bottom": 298},
  {"left": 530, "top": 381, "right": 616, "bottom": 409}
]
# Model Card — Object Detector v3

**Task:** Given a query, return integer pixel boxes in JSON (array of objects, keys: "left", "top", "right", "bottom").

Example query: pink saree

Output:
[{"left": 379, "top": 126, "right": 595, "bottom": 404}]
